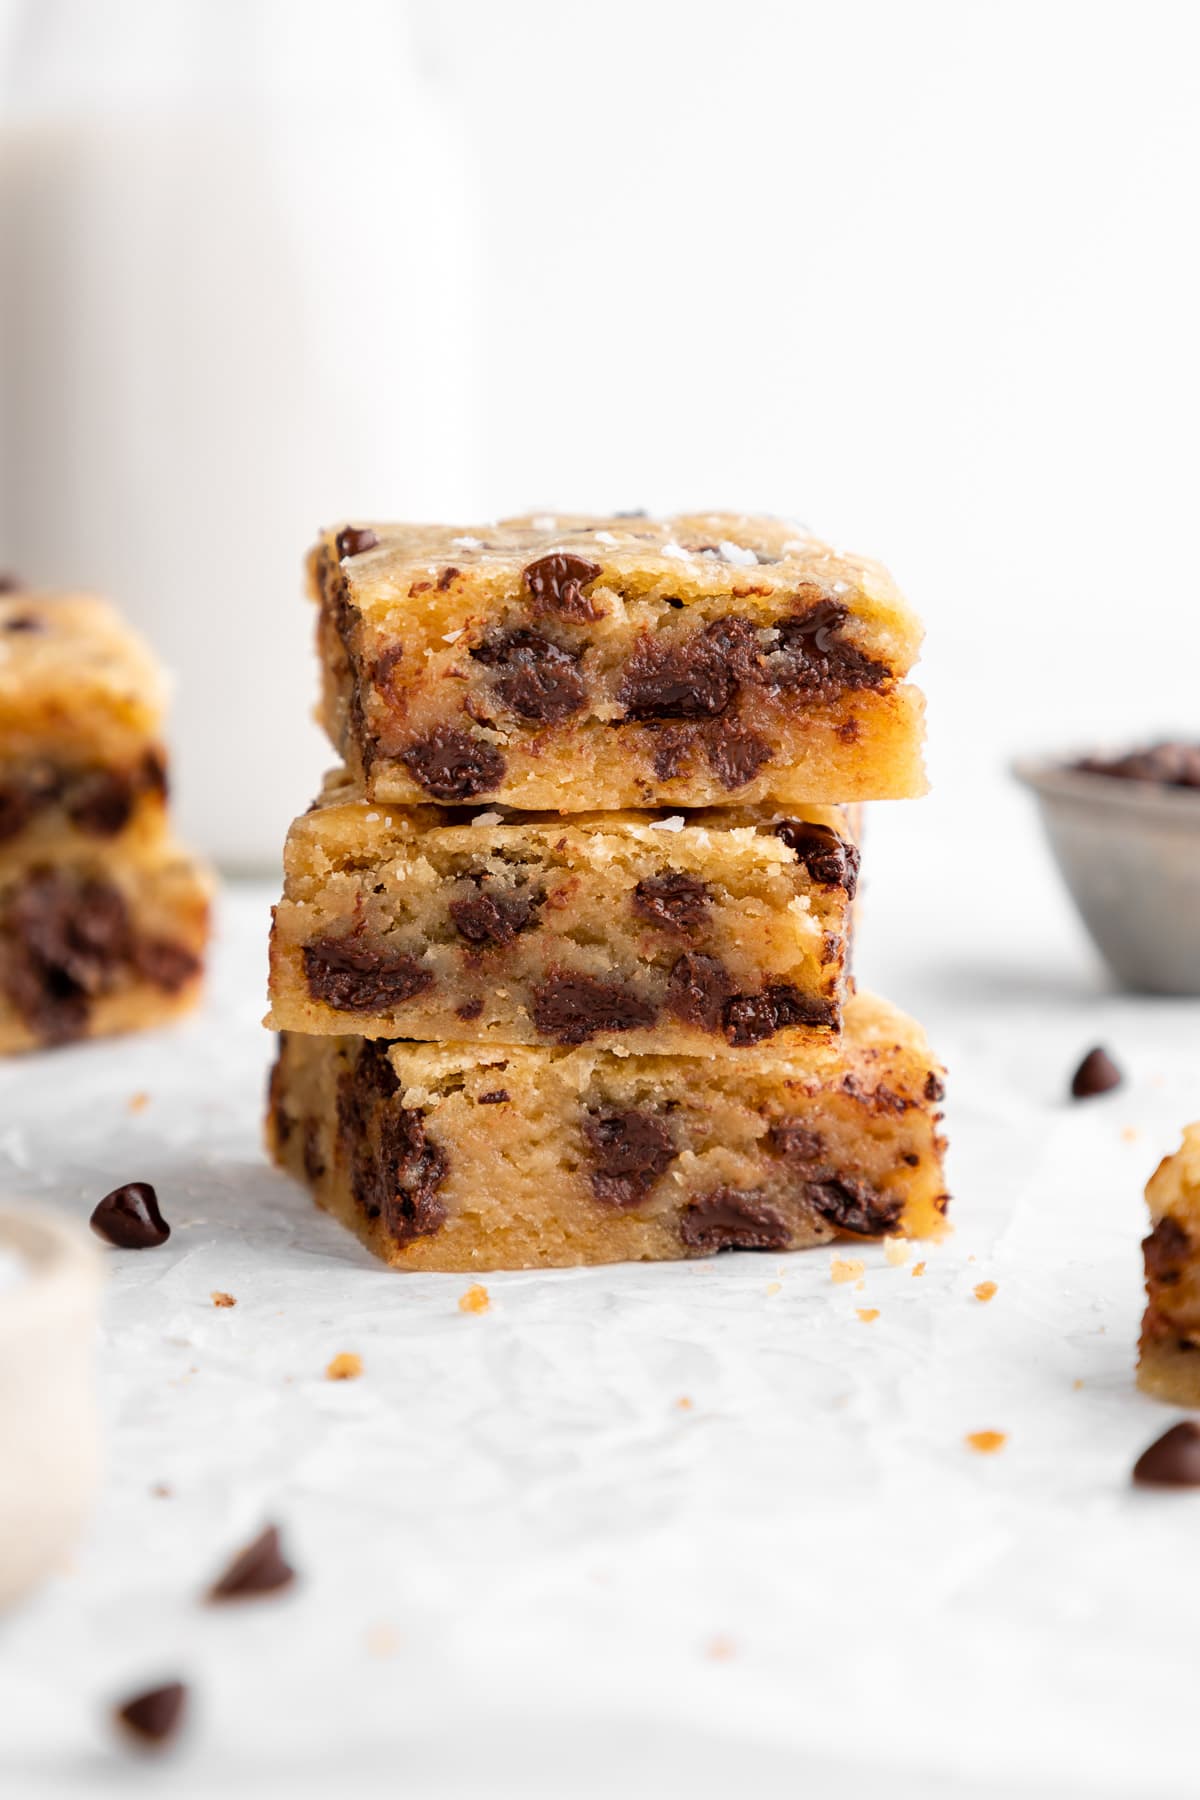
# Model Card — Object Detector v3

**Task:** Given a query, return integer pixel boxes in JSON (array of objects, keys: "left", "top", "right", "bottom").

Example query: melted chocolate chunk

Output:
[
  {"left": 522, "top": 552, "right": 602, "bottom": 620},
  {"left": 0, "top": 781, "right": 35, "bottom": 842},
  {"left": 134, "top": 937, "right": 201, "bottom": 993},
  {"left": 806, "top": 1176, "right": 903, "bottom": 1237},
  {"left": 477, "top": 1088, "right": 509, "bottom": 1105},
  {"left": 723, "top": 984, "right": 836, "bottom": 1047},
  {"left": 1144, "top": 1216, "right": 1190, "bottom": 1285},
  {"left": 336, "top": 526, "right": 379, "bottom": 559},
  {"left": 471, "top": 628, "right": 586, "bottom": 723},
  {"left": 115, "top": 1681, "right": 188, "bottom": 1747},
  {"left": 530, "top": 971, "right": 657, "bottom": 1045},
  {"left": 645, "top": 724, "right": 694, "bottom": 781},
  {"left": 400, "top": 727, "right": 505, "bottom": 801},
  {"left": 924, "top": 1070, "right": 946, "bottom": 1104},
  {"left": 775, "top": 819, "right": 860, "bottom": 897},
  {"left": 1075, "top": 742, "right": 1200, "bottom": 788},
  {"left": 0, "top": 868, "right": 134, "bottom": 1043},
  {"left": 455, "top": 996, "right": 484, "bottom": 1019},
  {"left": 340, "top": 1046, "right": 449, "bottom": 1243},
  {"left": 1070, "top": 1045, "right": 1122, "bottom": 1099},
  {"left": 66, "top": 768, "right": 136, "bottom": 836},
  {"left": 208, "top": 1524, "right": 296, "bottom": 1600},
  {"left": 90, "top": 1181, "right": 170, "bottom": 1249},
  {"left": 631, "top": 870, "right": 712, "bottom": 933},
  {"left": 1132, "top": 1421, "right": 1200, "bottom": 1487},
  {"left": 303, "top": 936, "right": 434, "bottom": 1013},
  {"left": 449, "top": 886, "right": 540, "bottom": 948},
  {"left": 664, "top": 952, "right": 734, "bottom": 1033},
  {"left": 619, "top": 618, "right": 757, "bottom": 720},
  {"left": 372, "top": 643, "right": 405, "bottom": 702},
  {"left": 582, "top": 1108, "right": 676, "bottom": 1207},
  {"left": 704, "top": 719, "right": 772, "bottom": 790},
  {"left": 767, "top": 598, "right": 890, "bottom": 701},
  {"left": 680, "top": 1188, "right": 791, "bottom": 1254},
  {"left": 769, "top": 1122, "right": 826, "bottom": 1162}
]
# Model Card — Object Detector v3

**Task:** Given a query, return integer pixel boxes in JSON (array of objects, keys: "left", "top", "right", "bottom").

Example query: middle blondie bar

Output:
[{"left": 268, "top": 773, "right": 859, "bottom": 1055}]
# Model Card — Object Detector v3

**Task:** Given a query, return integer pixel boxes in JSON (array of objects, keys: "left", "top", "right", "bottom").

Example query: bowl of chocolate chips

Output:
[{"left": 1016, "top": 742, "right": 1200, "bottom": 994}]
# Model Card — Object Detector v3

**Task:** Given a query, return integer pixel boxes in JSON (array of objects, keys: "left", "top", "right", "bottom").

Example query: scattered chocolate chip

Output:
[
  {"left": 582, "top": 1108, "right": 676, "bottom": 1207},
  {"left": 766, "top": 598, "right": 890, "bottom": 701},
  {"left": 477, "top": 1088, "right": 509, "bottom": 1105},
  {"left": 631, "top": 870, "right": 712, "bottom": 934},
  {"left": 1132, "top": 1421, "right": 1200, "bottom": 1487},
  {"left": 90, "top": 1181, "right": 170, "bottom": 1249},
  {"left": 774, "top": 819, "right": 860, "bottom": 897},
  {"left": 724, "top": 984, "right": 836, "bottom": 1047},
  {"left": 522, "top": 552, "right": 602, "bottom": 620},
  {"left": 530, "top": 971, "right": 657, "bottom": 1045},
  {"left": 1144, "top": 1216, "right": 1190, "bottom": 1285},
  {"left": 336, "top": 526, "right": 379, "bottom": 559},
  {"left": 664, "top": 952, "right": 734, "bottom": 1033},
  {"left": 1075, "top": 742, "right": 1200, "bottom": 788},
  {"left": 114, "top": 1680, "right": 188, "bottom": 1748},
  {"left": 1070, "top": 1046, "right": 1122, "bottom": 1099},
  {"left": 806, "top": 1176, "right": 903, "bottom": 1237},
  {"left": 400, "top": 727, "right": 505, "bottom": 801},
  {"left": 769, "top": 1121, "right": 826, "bottom": 1162},
  {"left": 704, "top": 719, "right": 772, "bottom": 790},
  {"left": 680, "top": 1188, "right": 791, "bottom": 1254},
  {"left": 619, "top": 618, "right": 756, "bottom": 720},
  {"left": 449, "top": 886, "right": 540, "bottom": 948},
  {"left": 208, "top": 1524, "right": 296, "bottom": 1601},
  {"left": 304, "top": 936, "right": 433, "bottom": 1013},
  {"left": 470, "top": 628, "right": 586, "bottom": 723}
]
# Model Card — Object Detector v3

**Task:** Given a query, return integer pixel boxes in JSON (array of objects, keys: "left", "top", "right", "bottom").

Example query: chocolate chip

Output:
[
  {"left": 631, "top": 870, "right": 712, "bottom": 934},
  {"left": 530, "top": 971, "right": 657, "bottom": 1045},
  {"left": 766, "top": 598, "right": 890, "bottom": 701},
  {"left": 134, "top": 937, "right": 202, "bottom": 994},
  {"left": 114, "top": 1681, "right": 188, "bottom": 1747},
  {"left": 0, "top": 869, "right": 135, "bottom": 1043},
  {"left": 680, "top": 1188, "right": 791, "bottom": 1253},
  {"left": 924, "top": 1070, "right": 946, "bottom": 1104},
  {"left": 664, "top": 952, "right": 734, "bottom": 1033},
  {"left": 455, "top": 995, "right": 483, "bottom": 1019},
  {"left": 769, "top": 1122, "right": 826, "bottom": 1162},
  {"left": 704, "top": 719, "right": 772, "bottom": 790},
  {"left": 806, "top": 1176, "right": 903, "bottom": 1237},
  {"left": 619, "top": 618, "right": 756, "bottom": 720},
  {"left": 470, "top": 628, "right": 586, "bottom": 723},
  {"left": 522, "top": 552, "right": 602, "bottom": 620},
  {"left": 0, "top": 573, "right": 25, "bottom": 595},
  {"left": 66, "top": 768, "right": 136, "bottom": 836},
  {"left": 1132, "top": 1422, "right": 1200, "bottom": 1487},
  {"left": 400, "top": 727, "right": 505, "bottom": 801},
  {"left": 724, "top": 984, "right": 836, "bottom": 1046},
  {"left": 90, "top": 1181, "right": 170, "bottom": 1249},
  {"left": 372, "top": 643, "right": 405, "bottom": 702},
  {"left": 376, "top": 1106, "right": 449, "bottom": 1242},
  {"left": 304, "top": 936, "right": 434, "bottom": 1013},
  {"left": 647, "top": 724, "right": 694, "bottom": 780},
  {"left": 1070, "top": 1046, "right": 1122, "bottom": 1099},
  {"left": 477, "top": 1089, "right": 509, "bottom": 1105},
  {"left": 336, "top": 526, "right": 379, "bottom": 559},
  {"left": 449, "top": 886, "right": 540, "bottom": 948},
  {"left": 3, "top": 612, "right": 42, "bottom": 631},
  {"left": 0, "top": 781, "right": 35, "bottom": 842},
  {"left": 208, "top": 1524, "right": 296, "bottom": 1600},
  {"left": 437, "top": 566, "right": 460, "bottom": 591},
  {"left": 1144, "top": 1216, "right": 1190, "bottom": 1286},
  {"left": 582, "top": 1108, "right": 676, "bottom": 1207},
  {"left": 774, "top": 819, "right": 861, "bottom": 897}
]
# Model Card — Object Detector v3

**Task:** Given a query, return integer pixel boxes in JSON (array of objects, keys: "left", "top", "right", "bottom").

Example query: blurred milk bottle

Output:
[{"left": 0, "top": 0, "right": 478, "bottom": 868}]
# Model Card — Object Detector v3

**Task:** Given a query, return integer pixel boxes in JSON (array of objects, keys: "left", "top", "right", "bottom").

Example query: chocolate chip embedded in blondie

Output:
[
  {"left": 1139, "top": 1125, "right": 1200, "bottom": 1403},
  {"left": 312, "top": 514, "right": 926, "bottom": 811},
  {"left": 265, "top": 990, "right": 949, "bottom": 1272},
  {"left": 267, "top": 772, "right": 860, "bottom": 1054}
]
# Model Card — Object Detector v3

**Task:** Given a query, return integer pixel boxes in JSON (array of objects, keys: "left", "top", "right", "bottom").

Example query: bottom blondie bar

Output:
[
  {"left": 1139, "top": 1124, "right": 1200, "bottom": 1402},
  {"left": 266, "top": 992, "right": 948, "bottom": 1271}
]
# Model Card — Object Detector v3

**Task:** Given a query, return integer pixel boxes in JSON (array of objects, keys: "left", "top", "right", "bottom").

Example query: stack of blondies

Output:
[
  {"left": 0, "top": 589, "right": 210, "bottom": 1051},
  {"left": 266, "top": 514, "right": 948, "bottom": 1270}
]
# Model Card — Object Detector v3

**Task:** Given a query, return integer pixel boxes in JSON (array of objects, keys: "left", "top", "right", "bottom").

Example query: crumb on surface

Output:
[
  {"left": 211, "top": 1291, "right": 236, "bottom": 1308},
  {"left": 973, "top": 1281, "right": 998, "bottom": 1303},
  {"left": 857, "top": 1308, "right": 880, "bottom": 1323},
  {"left": 765, "top": 1280, "right": 782, "bottom": 1295},
  {"left": 912, "top": 1261, "right": 926, "bottom": 1278},
  {"left": 1073, "top": 1377, "right": 1085, "bottom": 1391},
  {"left": 1121, "top": 1125, "right": 1139, "bottom": 1143},
  {"left": 151, "top": 1483, "right": 171, "bottom": 1498},
  {"left": 831, "top": 1256, "right": 865, "bottom": 1284},
  {"left": 706, "top": 1635, "right": 735, "bottom": 1661},
  {"left": 458, "top": 1283, "right": 490, "bottom": 1314},
  {"left": 966, "top": 1430, "right": 1007, "bottom": 1454},
  {"left": 884, "top": 1236, "right": 910, "bottom": 1266},
  {"left": 676, "top": 1395, "right": 694, "bottom": 1411},
  {"left": 365, "top": 1622, "right": 399, "bottom": 1658},
  {"left": 326, "top": 1352, "right": 363, "bottom": 1381},
  {"left": 127, "top": 1091, "right": 150, "bottom": 1113}
]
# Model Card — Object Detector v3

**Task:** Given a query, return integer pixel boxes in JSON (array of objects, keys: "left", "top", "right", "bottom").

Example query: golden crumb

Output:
[
  {"left": 1072, "top": 1377, "right": 1085, "bottom": 1391},
  {"left": 973, "top": 1281, "right": 997, "bottom": 1304},
  {"left": 857, "top": 1308, "right": 880, "bottom": 1323},
  {"left": 151, "top": 1483, "right": 171, "bottom": 1498},
  {"left": 765, "top": 1280, "right": 782, "bottom": 1296},
  {"left": 127, "top": 1091, "right": 150, "bottom": 1113},
  {"left": 458, "top": 1283, "right": 491, "bottom": 1314},
  {"left": 326, "top": 1352, "right": 363, "bottom": 1381},
  {"left": 911, "top": 1261, "right": 926, "bottom": 1278},
  {"left": 365, "top": 1622, "right": 399, "bottom": 1658},
  {"left": 965, "top": 1430, "right": 1007, "bottom": 1454},
  {"left": 211, "top": 1291, "right": 236, "bottom": 1308},
  {"left": 884, "top": 1236, "right": 910, "bottom": 1267},
  {"left": 831, "top": 1256, "right": 865, "bottom": 1284},
  {"left": 1121, "top": 1125, "right": 1139, "bottom": 1143},
  {"left": 676, "top": 1396, "right": 694, "bottom": 1411},
  {"left": 706, "top": 1635, "right": 735, "bottom": 1661}
]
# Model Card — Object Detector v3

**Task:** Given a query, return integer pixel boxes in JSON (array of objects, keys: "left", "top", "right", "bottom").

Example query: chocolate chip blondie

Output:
[
  {"left": 267, "top": 771, "right": 859, "bottom": 1054},
  {"left": 266, "top": 991, "right": 948, "bottom": 1272},
  {"left": 313, "top": 514, "right": 926, "bottom": 811},
  {"left": 1139, "top": 1125, "right": 1200, "bottom": 1402}
]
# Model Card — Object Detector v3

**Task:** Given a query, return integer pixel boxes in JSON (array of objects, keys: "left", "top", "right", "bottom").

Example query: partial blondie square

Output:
[
  {"left": 267, "top": 772, "right": 859, "bottom": 1054},
  {"left": 313, "top": 513, "right": 925, "bottom": 811},
  {"left": 1139, "top": 1125, "right": 1200, "bottom": 1403},
  {"left": 0, "top": 847, "right": 211, "bottom": 1052},
  {"left": 0, "top": 593, "right": 170, "bottom": 857},
  {"left": 266, "top": 991, "right": 948, "bottom": 1272}
]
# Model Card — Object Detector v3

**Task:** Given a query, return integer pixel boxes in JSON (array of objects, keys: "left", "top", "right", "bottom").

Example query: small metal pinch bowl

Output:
[
  {"left": 0, "top": 1206, "right": 103, "bottom": 1610},
  {"left": 1015, "top": 753, "right": 1200, "bottom": 995}
]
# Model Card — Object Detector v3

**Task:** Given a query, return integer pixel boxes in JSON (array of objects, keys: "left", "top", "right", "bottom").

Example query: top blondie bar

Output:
[{"left": 312, "top": 513, "right": 926, "bottom": 810}]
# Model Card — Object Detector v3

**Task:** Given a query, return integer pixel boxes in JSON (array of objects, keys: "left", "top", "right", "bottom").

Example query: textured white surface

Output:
[{"left": 0, "top": 866, "right": 1198, "bottom": 1800}]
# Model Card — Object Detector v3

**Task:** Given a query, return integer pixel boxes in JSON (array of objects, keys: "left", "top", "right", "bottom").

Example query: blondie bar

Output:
[
  {"left": 266, "top": 991, "right": 948, "bottom": 1271},
  {"left": 267, "top": 772, "right": 859, "bottom": 1054},
  {"left": 313, "top": 514, "right": 925, "bottom": 811},
  {"left": 1139, "top": 1125, "right": 1200, "bottom": 1402}
]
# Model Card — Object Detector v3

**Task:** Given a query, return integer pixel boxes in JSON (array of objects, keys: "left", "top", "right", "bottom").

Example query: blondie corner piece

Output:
[
  {"left": 267, "top": 771, "right": 859, "bottom": 1055},
  {"left": 312, "top": 513, "right": 926, "bottom": 811},
  {"left": 1139, "top": 1125, "right": 1200, "bottom": 1403},
  {"left": 266, "top": 991, "right": 949, "bottom": 1272}
]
